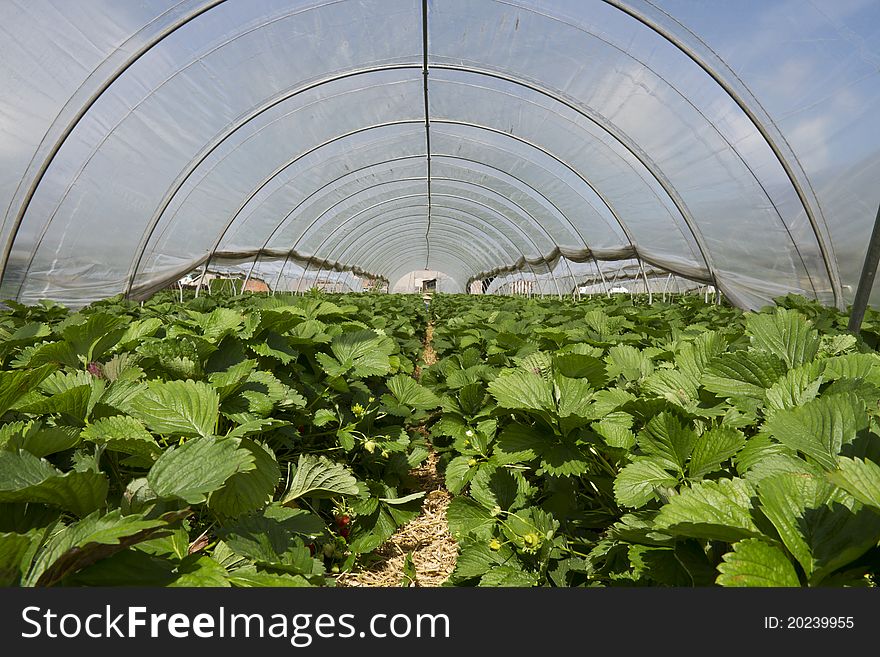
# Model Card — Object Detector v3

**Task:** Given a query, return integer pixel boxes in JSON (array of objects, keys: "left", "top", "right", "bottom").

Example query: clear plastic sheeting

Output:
[{"left": 0, "top": 1, "right": 878, "bottom": 309}]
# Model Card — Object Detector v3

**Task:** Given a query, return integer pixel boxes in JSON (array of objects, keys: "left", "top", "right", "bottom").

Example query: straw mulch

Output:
[
  {"left": 335, "top": 321, "right": 458, "bottom": 587},
  {"left": 334, "top": 450, "right": 457, "bottom": 587}
]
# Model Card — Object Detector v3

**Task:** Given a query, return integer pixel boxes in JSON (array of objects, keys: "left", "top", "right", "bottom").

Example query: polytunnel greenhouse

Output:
[{"left": 1, "top": 0, "right": 880, "bottom": 590}]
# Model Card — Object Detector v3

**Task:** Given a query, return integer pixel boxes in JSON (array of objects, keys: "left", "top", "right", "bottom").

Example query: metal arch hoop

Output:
[
  {"left": 162, "top": 64, "right": 704, "bottom": 298},
  {"left": 288, "top": 177, "right": 579, "bottom": 299},
  {"left": 351, "top": 221, "right": 536, "bottom": 287},
  {"left": 240, "top": 152, "right": 608, "bottom": 296},
  {"left": 323, "top": 214, "right": 517, "bottom": 279},
  {"left": 339, "top": 227, "right": 491, "bottom": 281},
  {"left": 0, "top": 0, "right": 228, "bottom": 285},
  {"left": 307, "top": 201, "right": 549, "bottom": 296},
  {"left": 305, "top": 205, "right": 534, "bottom": 294},
  {"left": 600, "top": 0, "right": 842, "bottom": 308},
  {"left": 114, "top": 65, "right": 698, "bottom": 299},
  {"left": 196, "top": 116, "right": 648, "bottom": 301},
  {"left": 288, "top": 188, "right": 559, "bottom": 298},
  {"left": 275, "top": 190, "right": 531, "bottom": 291},
  {"left": 0, "top": 0, "right": 839, "bottom": 309}
]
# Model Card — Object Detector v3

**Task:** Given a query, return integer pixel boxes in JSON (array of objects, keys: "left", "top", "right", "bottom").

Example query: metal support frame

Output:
[
  {"left": 240, "top": 152, "right": 576, "bottom": 290},
  {"left": 298, "top": 194, "right": 551, "bottom": 297},
  {"left": 318, "top": 213, "right": 533, "bottom": 292},
  {"left": 848, "top": 202, "right": 880, "bottom": 334},
  {"left": 0, "top": 0, "right": 842, "bottom": 313},
  {"left": 318, "top": 217, "right": 532, "bottom": 294},
  {"left": 121, "top": 82, "right": 688, "bottom": 300},
  {"left": 196, "top": 117, "right": 656, "bottom": 307},
  {"left": 300, "top": 182, "right": 573, "bottom": 299},
  {"left": 243, "top": 149, "right": 606, "bottom": 296}
]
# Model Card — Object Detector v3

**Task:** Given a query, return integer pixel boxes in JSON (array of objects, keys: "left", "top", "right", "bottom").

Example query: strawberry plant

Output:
[{"left": 425, "top": 294, "right": 880, "bottom": 587}]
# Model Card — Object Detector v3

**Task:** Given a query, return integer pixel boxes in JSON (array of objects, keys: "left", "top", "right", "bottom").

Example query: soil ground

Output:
[{"left": 335, "top": 321, "right": 458, "bottom": 587}]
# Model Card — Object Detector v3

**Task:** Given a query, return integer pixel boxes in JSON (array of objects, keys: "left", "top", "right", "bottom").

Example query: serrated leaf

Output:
[
  {"left": 0, "top": 364, "right": 57, "bottom": 416},
  {"left": 327, "top": 330, "right": 394, "bottom": 378},
  {"left": 312, "top": 409, "right": 336, "bottom": 428},
  {"left": 605, "top": 344, "right": 653, "bottom": 381},
  {"left": 453, "top": 539, "right": 515, "bottom": 579},
  {"left": 688, "top": 426, "right": 746, "bottom": 478},
  {"left": 385, "top": 374, "right": 440, "bottom": 411},
  {"left": 478, "top": 565, "right": 538, "bottom": 587},
  {"left": 641, "top": 369, "right": 699, "bottom": 410},
  {"left": 0, "top": 449, "right": 107, "bottom": 516},
  {"left": 5, "top": 423, "right": 80, "bottom": 458},
  {"left": 250, "top": 332, "right": 299, "bottom": 365},
  {"left": 0, "top": 531, "right": 36, "bottom": 586},
  {"left": 458, "top": 383, "right": 486, "bottom": 416},
  {"left": 747, "top": 308, "right": 819, "bottom": 368},
  {"left": 191, "top": 307, "right": 244, "bottom": 343},
  {"left": 655, "top": 478, "right": 760, "bottom": 542},
  {"left": 61, "top": 312, "right": 128, "bottom": 362},
  {"left": 614, "top": 459, "right": 679, "bottom": 508},
  {"left": 208, "top": 439, "right": 280, "bottom": 517},
  {"left": 553, "top": 374, "right": 593, "bottom": 418},
  {"left": 118, "top": 318, "right": 163, "bottom": 346},
  {"left": 716, "top": 539, "right": 800, "bottom": 587},
  {"left": 488, "top": 370, "right": 554, "bottom": 412},
  {"left": 148, "top": 436, "right": 255, "bottom": 504},
  {"left": 19, "top": 384, "right": 92, "bottom": 423},
  {"left": 540, "top": 442, "right": 588, "bottom": 476},
  {"left": 552, "top": 353, "right": 608, "bottom": 388},
  {"left": 757, "top": 472, "right": 826, "bottom": 577},
  {"left": 764, "top": 393, "right": 867, "bottom": 470},
  {"left": 227, "top": 567, "right": 311, "bottom": 587},
  {"left": 675, "top": 330, "right": 727, "bottom": 379},
  {"left": 225, "top": 418, "right": 290, "bottom": 439},
  {"left": 638, "top": 412, "right": 697, "bottom": 473},
  {"left": 829, "top": 457, "right": 880, "bottom": 512},
  {"left": 764, "top": 363, "right": 823, "bottom": 411},
  {"left": 703, "top": 351, "right": 786, "bottom": 398},
  {"left": 447, "top": 496, "right": 495, "bottom": 540},
  {"left": 281, "top": 454, "right": 359, "bottom": 503},
  {"left": 130, "top": 379, "right": 219, "bottom": 438},
  {"left": 592, "top": 412, "right": 636, "bottom": 449},
  {"left": 445, "top": 455, "right": 477, "bottom": 494},
  {"left": 470, "top": 465, "right": 529, "bottom": 511},
  {"left": 81, "top": 415, "right": 161, "bottom": 459},
  {"left": 823, "top": 352, "right": 880, "bottom": 385},
  {"left": 169, "top": 554, "right": 230, "bottom": 587},
  {"left": 25, "top": 509, "right": 171, "bottom": 587},
  {"left": 494, "top": 422, "right": 543, "bottom": 464}
]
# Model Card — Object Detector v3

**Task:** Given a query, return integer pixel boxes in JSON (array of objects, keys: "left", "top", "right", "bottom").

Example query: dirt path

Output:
[{"left": 336, "top": 321, "right": 457, "bottom": 587}]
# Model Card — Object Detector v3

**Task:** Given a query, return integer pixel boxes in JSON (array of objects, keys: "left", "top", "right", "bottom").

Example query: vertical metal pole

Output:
[{"left": 848, "top": 202, "right": 880, "bottom": 334}]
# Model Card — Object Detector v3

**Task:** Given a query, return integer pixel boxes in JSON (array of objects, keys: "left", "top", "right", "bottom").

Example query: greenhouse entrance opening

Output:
[{"left": 393, "top": 271, "right": 458, "bottom": 294}]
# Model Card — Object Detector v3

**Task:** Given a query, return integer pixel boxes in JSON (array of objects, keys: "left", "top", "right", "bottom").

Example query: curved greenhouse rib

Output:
[
  {"left": 608, "top": 0, "right": 842, "bottom": 307},
  {"left": 250, "top": 187, "right": 536, "bottom": 293},
  {"left": 305, "top": 205, "right": 536, "bottom": 294},
  {"left": 287, "top": 187, "right": 565, "bottom": 296},
  {"left": 336, "top": 225, "right": 504, "bottom": 282},
  {"left": 306, "top": 195, "right": 560, "bottom": 293},
  {"left": 189, "top": 118, "right": 654, "bottom": 297},
  {"left": 0, "top": 0, "right": 229, "bottom": 284},
  {"left": 257, "top": 175, "right": 581, "bottom": 299},
  {"left": 319, "top": 214, "right": 516, "bottom": 278},
  {"left": 0, "top": 0, "right": 841, "bottom": 309},
  {"left": 115, "top": 67, "right": 715, "bottom": 300},
  {"left": 241, "top": 152, "right": 608, "bottom": 296},
  {"left": 346, "top": 213, "right": 540, "bottom": 294}
]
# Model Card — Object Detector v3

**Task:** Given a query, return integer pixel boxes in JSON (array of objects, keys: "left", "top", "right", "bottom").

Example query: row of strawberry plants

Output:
[
  {"left": 0, "top": 290, "right": 442, "bottom": 586},
  {"left": 424, "top": 294, "right": 880, "bottom": 586}
]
